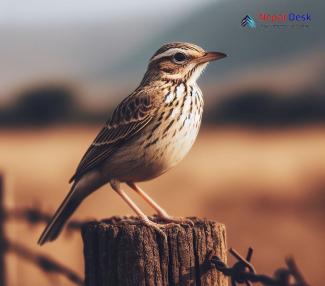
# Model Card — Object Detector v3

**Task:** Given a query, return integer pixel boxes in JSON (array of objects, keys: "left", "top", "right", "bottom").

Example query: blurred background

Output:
[{"left": 0, "top": 0, "right": 324, "bottom": 285}]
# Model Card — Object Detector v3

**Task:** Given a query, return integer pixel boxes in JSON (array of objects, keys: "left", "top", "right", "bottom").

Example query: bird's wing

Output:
[{"left": 70, "top": 92, "right": 154, "bottom": 183}]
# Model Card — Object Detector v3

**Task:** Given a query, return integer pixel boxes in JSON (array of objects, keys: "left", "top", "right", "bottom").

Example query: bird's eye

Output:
[{"left": 173, "top": 52, "right": 187, "bottom": 63}]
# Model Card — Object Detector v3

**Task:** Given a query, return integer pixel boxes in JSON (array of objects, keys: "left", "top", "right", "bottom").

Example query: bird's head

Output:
[{"left": 143, "top": 42, "right": 226, "bottom": 84}]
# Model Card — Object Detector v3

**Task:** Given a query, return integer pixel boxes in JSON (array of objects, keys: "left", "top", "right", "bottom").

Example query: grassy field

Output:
[{"left": 0, "top": 126, "right": 324, "bottom": 285}]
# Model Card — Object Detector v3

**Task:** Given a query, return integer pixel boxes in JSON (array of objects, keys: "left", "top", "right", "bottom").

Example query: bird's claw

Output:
[
  {"left": 143, "top": 220, "right": 167, "bottom": 240},
  {"left": 157, "top": 216, "right": 195, "bottom": 227}
]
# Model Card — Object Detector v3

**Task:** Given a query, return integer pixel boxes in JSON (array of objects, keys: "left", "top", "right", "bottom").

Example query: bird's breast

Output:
[
  {"left": 143, "top": 83, "right": 204, "bottom": 172},
  {"left": 103, "top": 83, "right": 204, "bottom": 182}
]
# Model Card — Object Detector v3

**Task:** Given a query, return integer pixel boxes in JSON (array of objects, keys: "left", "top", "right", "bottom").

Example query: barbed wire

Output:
[
  {"left": 210, "top": 247, "right": 310, "bottom": 286},
  {"left": 4, "top": 207, "right": 84, "bottom": 232},
  {"left": 4, "top": 239, "right": 84, "bottom": 285},
  {"left": 1, "top": 205, "right": 311, "bottom": 286},
  {"left": 1, "top": 207, "right": 85, "bottom": 285}
]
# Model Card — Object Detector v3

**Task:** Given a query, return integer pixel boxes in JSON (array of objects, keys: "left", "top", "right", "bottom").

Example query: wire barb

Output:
[
  {"left": 1, "top": 204, "right": 311, "bottom": 286},
  {"left": 210, "top": 247, "right": 309, "bottom": 286}
]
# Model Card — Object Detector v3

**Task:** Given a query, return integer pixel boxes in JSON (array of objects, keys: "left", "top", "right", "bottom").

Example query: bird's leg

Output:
[
  {"left": 110, "top": 180, "right": 167, "bottom": 237},
  {"left": 127, "top": 182, "right": 194, "bottom": 226},
  {"left": 127, "top": 182, "right": 169, "bottom": 218}
]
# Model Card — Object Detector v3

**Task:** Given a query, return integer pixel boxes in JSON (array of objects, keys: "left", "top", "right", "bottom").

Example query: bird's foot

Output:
[
  {"left": 142, "top": 219, "right": 169, "bottom": 239},
  {"left": 142, "top": 219, "right": 183, "bottom": 240},
  {"left": 156, "top": 215, "right": 194, "bottom": 227}
]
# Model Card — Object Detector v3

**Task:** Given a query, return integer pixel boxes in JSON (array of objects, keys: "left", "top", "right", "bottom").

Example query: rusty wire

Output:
[
  {"left": 5, "top": 207, "right": 83, "bottom": 231},
  {"left": 210, "top": 247, "right": 309, "bottom": 286},
  {"left": 1, "top": 207, "right": 85, "bottom": 285},
  {"left": 1, "top": 205, "right": 311, "bottom": 286},
  {"left": 4, "top": 239, "right": 84, "bottom": 285}
]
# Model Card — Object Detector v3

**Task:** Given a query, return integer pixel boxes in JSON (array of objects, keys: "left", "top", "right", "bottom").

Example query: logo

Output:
[
  {"left": 241, "top": 15, "right": 256, "bottom": 28},
  {"left": 259, "top": 13, "right": 311, "bottom": 23},
  {"left": 241, "top": 13, "right": 311, "bottom": 29}
]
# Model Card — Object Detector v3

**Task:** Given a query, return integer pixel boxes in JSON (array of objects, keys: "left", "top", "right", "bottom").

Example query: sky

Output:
[
  {"left": 0, "top": 0, "right": 323, "bottom": 104},
  {"left": 0, "top": 0, "right": 217, "bottom": 101},
  {"left": 0, "top": 0, "right": 215, "bottom": 24}
]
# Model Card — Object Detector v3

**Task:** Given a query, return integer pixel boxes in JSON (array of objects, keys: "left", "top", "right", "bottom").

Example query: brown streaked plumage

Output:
[{"left": 38, "top": 42, "right": 226, "bottom": 245}]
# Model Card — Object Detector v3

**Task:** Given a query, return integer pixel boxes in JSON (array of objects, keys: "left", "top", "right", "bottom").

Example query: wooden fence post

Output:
[
  {"left": 0, "top": 174, "right": 6, "bottom": 286},
  {"left": 82, "top": 216, "right": 227, "bottom": 286}
]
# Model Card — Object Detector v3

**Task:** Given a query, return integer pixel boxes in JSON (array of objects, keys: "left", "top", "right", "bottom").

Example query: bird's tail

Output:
[{"left": 38, "top": 181, "right": 84, "bottom": 245}]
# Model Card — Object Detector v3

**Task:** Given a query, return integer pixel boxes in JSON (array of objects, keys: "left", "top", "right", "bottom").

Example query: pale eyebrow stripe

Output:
[{"left": 150, "top": 48, "right": 186, "bottom": 62}]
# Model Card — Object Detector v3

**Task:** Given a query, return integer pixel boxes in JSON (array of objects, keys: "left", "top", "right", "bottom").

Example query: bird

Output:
[{"left": 38, "top": 42, "right": 226, "bottom": 245}]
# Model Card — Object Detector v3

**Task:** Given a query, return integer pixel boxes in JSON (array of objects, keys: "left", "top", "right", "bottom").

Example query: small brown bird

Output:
[{"left": 38, "top": 42, "right": 226, "bottom": 245}]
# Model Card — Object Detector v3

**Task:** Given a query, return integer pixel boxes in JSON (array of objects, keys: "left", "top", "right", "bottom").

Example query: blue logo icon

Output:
[{"left": 241, "top": 15, "right": 256, "bottom": 28}]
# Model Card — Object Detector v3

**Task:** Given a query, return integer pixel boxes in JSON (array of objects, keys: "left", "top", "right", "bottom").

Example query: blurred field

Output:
[{"left": 0, "top": 126, "right": 324, "bottom": 285}]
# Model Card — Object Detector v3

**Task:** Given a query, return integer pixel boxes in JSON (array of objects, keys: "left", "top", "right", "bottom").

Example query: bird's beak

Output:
[{"left": 196, "top": 51, "right": 227, "bottom": 64}]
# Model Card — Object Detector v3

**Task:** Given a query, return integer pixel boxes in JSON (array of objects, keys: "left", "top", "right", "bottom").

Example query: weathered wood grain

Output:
[{"left": 82, "top": 216, "right": 227, "bottom": 286}]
